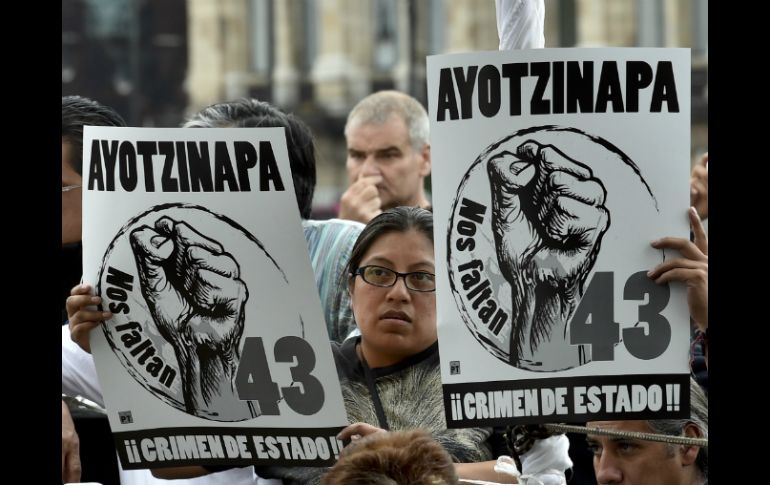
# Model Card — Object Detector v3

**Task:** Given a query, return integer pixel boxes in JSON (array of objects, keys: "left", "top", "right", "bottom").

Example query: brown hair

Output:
[{"left": 322, "top": 429, "right": 458, "bottom": 485}]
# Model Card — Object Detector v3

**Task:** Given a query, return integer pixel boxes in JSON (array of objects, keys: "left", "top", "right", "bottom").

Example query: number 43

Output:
[
  {"left": 234, "top": 336, "right": 325, "bottom": 416},
  {"left": 570, "top": 271, "right": 672, "bottom": 361}
]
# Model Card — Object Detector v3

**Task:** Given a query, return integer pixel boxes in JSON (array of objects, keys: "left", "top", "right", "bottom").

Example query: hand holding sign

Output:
[
  {"left": 649, "top": 207, "right": 708, "bottom": 333},
  {"left": 131, "top": 216, "right": 254, "bottom": 419},
  {"left": 486, "top": 140, "right": 609, "bottom": 365}
]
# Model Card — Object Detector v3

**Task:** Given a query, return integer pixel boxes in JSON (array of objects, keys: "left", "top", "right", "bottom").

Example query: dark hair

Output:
[
  {"left": 321, "top": 429, "right": 458, "bottom": 485},
  {"left": 346, "top": 206, "right": 434, "bottom": 279},
  {"left": 62, "top": 95, "right": 126, "bottom": 175},
  {"left": 184, "top": 98, "right": 316, "bottom": 219}
]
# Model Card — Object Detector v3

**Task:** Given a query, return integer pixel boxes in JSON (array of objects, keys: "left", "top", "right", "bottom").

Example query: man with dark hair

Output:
[
  {"left": 183, "top": 99, "right": 316, "bottom": 219},
  {"left": 62, "top": 95, "right": 126, "bottom": 316},
  {"left": 61, "top": 95, "right": 125, "bottom": 485},
  {"left": 62, "top": 96, "right": 127, "bottom": 174}
]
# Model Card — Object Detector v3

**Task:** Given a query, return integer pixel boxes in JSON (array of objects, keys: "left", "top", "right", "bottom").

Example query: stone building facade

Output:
[{"left": 63, "top": 0, "right": 707, "bottom": 216}]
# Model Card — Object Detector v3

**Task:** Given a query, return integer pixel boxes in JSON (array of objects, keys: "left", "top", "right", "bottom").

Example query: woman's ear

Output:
[{"left": 347, "top": 275, "right": 355, "bottom": 295}]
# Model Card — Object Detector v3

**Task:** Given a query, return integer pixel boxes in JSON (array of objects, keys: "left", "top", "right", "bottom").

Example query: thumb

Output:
[
  {"left": 487, "top": 151, "right": 535, "bottom": 226},
  {"left": 487, "top": 151, "right": 536, "bottom": 194},
  {"left": 130, "top": 225, "right": 174, "bottom": 290}
]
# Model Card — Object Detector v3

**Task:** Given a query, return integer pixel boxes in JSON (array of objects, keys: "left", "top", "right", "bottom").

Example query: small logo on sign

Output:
[
  {"left": 119, "top": 411, "right": 133, "bottom": 424},
  {"left": 450, "top": 361, "right": 461, "bottom": 375}
]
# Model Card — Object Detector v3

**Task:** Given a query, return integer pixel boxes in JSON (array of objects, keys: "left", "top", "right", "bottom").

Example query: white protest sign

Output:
[
  {"left": 427, "top": 48, "right": 692, "bottom": 427},
  {"left": 82, "top": 127, "right": 347, "bottom": 469}
]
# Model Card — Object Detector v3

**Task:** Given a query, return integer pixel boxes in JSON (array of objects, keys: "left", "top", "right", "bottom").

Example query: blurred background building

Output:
[{"left": 63, "top": 0, "right": 707, "bottom": 218}]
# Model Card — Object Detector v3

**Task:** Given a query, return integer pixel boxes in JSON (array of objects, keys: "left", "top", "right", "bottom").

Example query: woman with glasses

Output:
[{"left": 257, "top": 206, "right": 515, "bottom": 484}]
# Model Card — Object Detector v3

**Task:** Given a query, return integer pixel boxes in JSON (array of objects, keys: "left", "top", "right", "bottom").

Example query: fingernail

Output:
[
  {"left": 651, "top": 239, "right": 660, "bottom": 247},
  {"left": 647, "top": 270, "right": 653, "bottom": 277},
  {"left": 690, "top": 206, "right": 699, "bottom": 218},
  {"left": 102, "top": 312, "right": 113, "bottom": 319},
  {"left": 91, "top": 296, "right": 101, "bottom": 304}
]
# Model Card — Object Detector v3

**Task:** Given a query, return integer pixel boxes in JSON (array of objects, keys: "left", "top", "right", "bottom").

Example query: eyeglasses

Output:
[
  {"left": 62, "top": 184, "right": 81, "bottom": 192},
  {"left": 353, "top": 265, "right": 436, "bottom": 292}
]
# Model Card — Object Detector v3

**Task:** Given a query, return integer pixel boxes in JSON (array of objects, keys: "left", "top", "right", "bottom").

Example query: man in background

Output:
[{"left": 338, "top": 90, "right": 431, "bottom": 224}]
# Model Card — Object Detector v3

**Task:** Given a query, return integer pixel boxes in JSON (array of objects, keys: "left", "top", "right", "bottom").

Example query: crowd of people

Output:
[
  {"left": 62, "top": 2, "right": 707, "bottom": 484},
  {"left": 62, "top": 90, "right": 708, "bottom": 485}
]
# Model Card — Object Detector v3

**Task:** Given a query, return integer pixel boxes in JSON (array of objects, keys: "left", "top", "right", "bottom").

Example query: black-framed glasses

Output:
[{"left": 353, "top": 265, "right": 436, "bottom": 292}]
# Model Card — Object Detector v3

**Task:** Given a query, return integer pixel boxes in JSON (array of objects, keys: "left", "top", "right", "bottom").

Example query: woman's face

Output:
[{"left": 350, "top": 229, "right": 436, "bottom": 366}]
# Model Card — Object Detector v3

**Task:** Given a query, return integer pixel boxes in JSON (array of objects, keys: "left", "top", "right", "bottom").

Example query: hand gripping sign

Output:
[
  {"left": 83, "top": 127, "right": 347, "bottom": 469},
  {"left": 428, "top": 49, "right": 692, "bottom": 427}
]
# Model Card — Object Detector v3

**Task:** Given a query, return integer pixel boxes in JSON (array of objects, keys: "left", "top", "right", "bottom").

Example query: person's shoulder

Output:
[
  {"left": 305, "top": 218, "right": 365, "bottom": 233},
  {"left": 304, "top": 218, "right": 364, "bottom": 251}
]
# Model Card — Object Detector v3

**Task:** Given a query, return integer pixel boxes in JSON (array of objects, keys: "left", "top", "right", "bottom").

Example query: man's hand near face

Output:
[{"left": 338, "top": 174, "right": 383, "bottom": 224}]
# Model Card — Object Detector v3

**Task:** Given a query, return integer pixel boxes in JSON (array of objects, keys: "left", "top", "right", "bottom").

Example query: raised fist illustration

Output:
[
  {"left": 131, "top": 216, "right": 253, "bottom": 418},
  {"left": 487, "top": 140, "right": 609, "bottom": 366}
]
